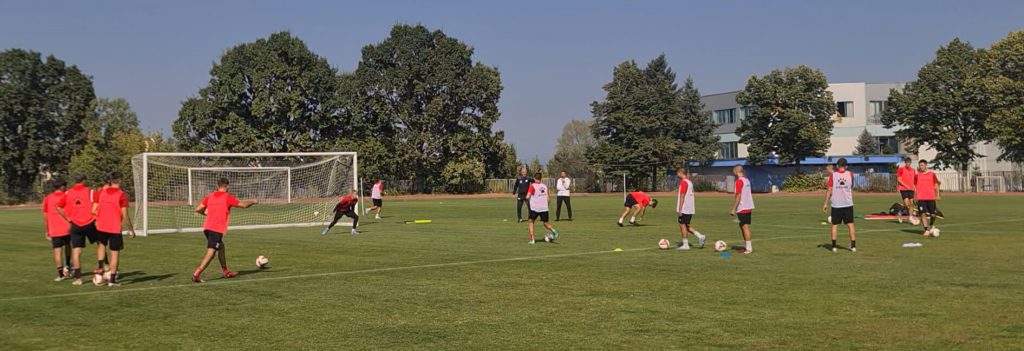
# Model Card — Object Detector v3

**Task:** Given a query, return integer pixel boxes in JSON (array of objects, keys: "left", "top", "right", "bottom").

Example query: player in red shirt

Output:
[
  {"left": 57, "top": 174, "right": 104, "bottom": 285},
  {"left": 914, "top": 160, "right": 943, "bottom": 236},
  {"left": 192, "top": 178, "right": 258, "bottom": 283},
  {"left": 617, "top": 191, "right": 658, "bottom": 227},
  {"left": 91, "top": 172, "right": 135, "bottom": 286},
  {"left": 895, "top": 157, "right": 917, "bottom": 223},
  {"left": 323, "top": 189, "right": 361, "bottom": 235},
  {"left": 42, "top": 180, "right": 72, "bottom": 281}
]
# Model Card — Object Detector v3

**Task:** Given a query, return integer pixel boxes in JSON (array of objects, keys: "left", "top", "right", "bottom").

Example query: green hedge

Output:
[{"left": 782, "top": 173, "right": 826, "bottom": 192}]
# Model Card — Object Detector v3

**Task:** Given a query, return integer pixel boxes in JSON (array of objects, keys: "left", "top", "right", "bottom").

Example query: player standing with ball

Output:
[
  {"left": 822, "top": 158, "right": 856, "bottom": 253},
  {"left": 525, "top": 173, "right": 558, "bottom": 244},
  {"left": 729, "top": 165, "right": 754, "bottom": 254},
  {"left": 192, "top": 178, "right": 257, "bottom": 283},
  {"left": 675, "top": 168, "right": 706, "bottom": 250}
]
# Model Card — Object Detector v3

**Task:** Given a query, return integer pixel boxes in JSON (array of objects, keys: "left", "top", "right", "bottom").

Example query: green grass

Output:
[{"left": 1, "top": 194, "right": 1022, "bottom": 350}]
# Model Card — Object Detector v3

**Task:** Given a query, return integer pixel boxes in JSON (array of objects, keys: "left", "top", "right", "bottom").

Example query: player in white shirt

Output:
[
  {"left": 674, "top": 168, "right": 706, "bottom": 250},
  {"left": 822, "top": 158, "right": 856, "bottom": 252},
  {"left": 729, "top": 165, "right": 755, "bottom": 254},
  {"left": 555, "top": 171, "right": 573, "bottom": 221},
  {"left": 525, "top": 173, "right": 559, "bottom": 244},
  {"left": 365, "top": 179, "right": 384, "bottom": 220}
]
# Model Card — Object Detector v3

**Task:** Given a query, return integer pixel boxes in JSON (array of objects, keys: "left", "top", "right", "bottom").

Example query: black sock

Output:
[
  {"left": 832, "top": 239, "right": 837, "bottom": 248},
  {"left": 57, "top": 268, "right": 64, "bottom": 278},
  {"left": 109, "top": 271, "right": 117, "bottom": 284},
  {"left": 352, "top": 216, "right": 359, "bottom": 229},
  {"left": 73, "top": 268, "right": 81, "bottom": 278},
  {"left": 98, "top": 260, "right": 104, "bottom": 269},
  {"left": 851, "top": 240, "right": 856, "bottom": 248}
]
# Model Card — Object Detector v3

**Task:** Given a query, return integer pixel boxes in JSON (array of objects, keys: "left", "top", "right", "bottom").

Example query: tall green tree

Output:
[
  {"left": 854, "top": 130, "right": 878, "bottom": 159},
  {"left": 346, "top": 24, "right": 513, "bottom": 192},
  {"left": 548, "top": 120, "right": 600, "bottom": 191},
  {"left": 735, "top": 65, "right": 836, "bottom": 172},
  {"left": 882, "top": 38, "right": 994, "bottom": 184},
  {"left": 589, "top": 55, "right": 715, "bottom": 189},
  {"left": 982, "top": 30, "right": 1024, "bottom": 163},
  {"left": 173, "top": 32, "right": 344, "bottom": 152},
  {"left": 0, "top": 49, "right": 95, "bottom": 202}
]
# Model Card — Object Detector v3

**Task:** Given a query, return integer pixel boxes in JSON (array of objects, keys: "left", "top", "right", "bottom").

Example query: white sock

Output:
[
  {"left": 617, "top": 218, "right": 623, "bottom": 223},
  {"left": 694, "top": 231, "right": 704, "bottom": 239},
  {"left": 630, "top": 216, "right": 636, "bottom": 222},
  {"left": 682, "top": 239, "right": 689, "bottom": 246},
  {"left": 745, "top": 241, "right": 752, "bottom": 251}
]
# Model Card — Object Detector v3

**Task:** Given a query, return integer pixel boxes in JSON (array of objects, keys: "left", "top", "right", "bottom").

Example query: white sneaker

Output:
[
  {"left": 897, "top": 216, "right": 903, "bottom": 224},
  {"left": 321, "top": 228, "right": 329, "bottom": 235},
  {"left": 851, "top": 247, "right": 857, "bottom": 253},
  {"left": 696, "top": 235, "right": 706, "bottom": 248},
  {"left": 375, "top": 215, "right": 381, "bottom": 220},
  {"left": 831, "top": 247, "right": 838, "bottom": 253},
  {"left": 676, "top": 245, "right": 690, "bottom": 251},
  {"left": 71, "top": 278, "right": 83, "bottom": 285},
  {"left": 351, "top": 229, "right": 360, "bottom": 235},
  {"left": 364, "top": 208, "right": 371, "bottom": 215}
]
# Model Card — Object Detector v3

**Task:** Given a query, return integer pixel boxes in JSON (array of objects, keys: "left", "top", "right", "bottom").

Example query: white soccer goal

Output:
[
  {"left": 975, "top": 176, "right": 1006, "bottom": 193},
  {"left": 130, "top": 152, "right": 358, "bottom": 236}
]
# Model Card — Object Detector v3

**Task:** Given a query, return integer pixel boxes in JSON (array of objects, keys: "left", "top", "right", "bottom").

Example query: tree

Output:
[
  {"left": 547, "top": 120, "right": 599, "bottom": 191},
  {"left": 346, "top": 24, "right": 512, "bottom": 192},
  {"left": 735, "top": 65, "right": 836, "bottom": 172},
  {"left": 982, "top": 30, "right": 1024, "bottom": 163},
  {"left": 589, "top": 55, "right": 715, "bottom": 189},
  {"left": 883, "top": 38, "right": 994, "bottom": 187},
  {"left": 526, "top": 156, "right": 545, "bottom": 176},
  {"left": 854, "top": 130, "right": 878, "bottom": 159},
  {"left": 173, "top": 32, "right": 345, "bottom": 152},
  {"left": 0, "top": 49, "right": 96, "bottom": 203}
]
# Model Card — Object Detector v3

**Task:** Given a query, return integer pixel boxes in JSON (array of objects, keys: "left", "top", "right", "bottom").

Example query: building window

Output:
[
  {"left": 875, "top": 136, "right": 899, "bottom": 155},
  {"left": 869, "top": 101, "right": 886, "bottom": 123},
  {"left": 741, "top": 106, "right": 755, "bottom": 120},
  {"left": 718, "top": 142, "right": 738, "bottom": 159},
  {"left": 715, "top": 108, "right": 736, "bottom": 125},
  {"left": 836, "top": 101, "right": 854, "bottom": 118}
]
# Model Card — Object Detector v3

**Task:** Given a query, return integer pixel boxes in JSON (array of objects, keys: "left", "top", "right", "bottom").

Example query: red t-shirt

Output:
[
  {"left": 915, "top": 171, "right": 939, "bottom": 200},
  {"left": 630, "top": 192, "right": 651, "bottom": 207},
  {"left": 201, "top": 191, "right": 240, "bottom": 235},
  {"left": 60, "top": 184, "right": 95, "bottom": 226},
  {"left": 95, "top": 187, "right": 129, "bottom": 234},
  {"left": 42, "top": 191, "right": 70, "bottom": 237},
  {"left": 337, "top": 195, "right": 358, "bottom": 212},
  {"left": 896, "top": 166, "right": 916, "bottom": 191}
]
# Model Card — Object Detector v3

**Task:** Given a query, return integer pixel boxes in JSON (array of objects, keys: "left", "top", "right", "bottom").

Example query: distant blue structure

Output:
[{"left": 690, "top": 155, "right": 903, "bottom": 192}]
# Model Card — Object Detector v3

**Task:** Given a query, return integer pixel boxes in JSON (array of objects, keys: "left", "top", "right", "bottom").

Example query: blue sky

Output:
[{"left": 2, "top": 0, "right": 1021, "bottom": 162}]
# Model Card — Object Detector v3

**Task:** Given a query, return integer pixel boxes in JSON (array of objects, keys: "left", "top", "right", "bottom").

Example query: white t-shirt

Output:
[
  {"left": 676, "top": 178, "right": 695, "bottom": 215},
  {"left": 828, "top": 170, "right": 854, "bottom": 208},
  {"left": 527, "top": 182, "right": 549, "bottom": 212},
  {"left": 736, "top": 176, "right": 755, "bottom": 212},
  {"left": 371, "top": 183, "right": 382, "bottom": 200},
  {"left": 556, "top": 177, "right": 571, "bottom": 196}
]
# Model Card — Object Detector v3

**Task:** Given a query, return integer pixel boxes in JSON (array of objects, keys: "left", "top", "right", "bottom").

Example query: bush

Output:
[
  {"left": 440, "top": 159, "right": 486, "bottom": 194},
  {"left": 782, "top": 173, "right": 826, "bottom": 192},
  {"left": 859, "top": 174, "right": 896, "bottom": 192},
  {"left": 693, "top": 177, "right": 724, "bottom": 192}
]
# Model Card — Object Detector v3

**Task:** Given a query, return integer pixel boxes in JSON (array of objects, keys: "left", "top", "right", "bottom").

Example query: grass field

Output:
[{"left": 1, "top": 193, "right": 1023, "bottom": 350}]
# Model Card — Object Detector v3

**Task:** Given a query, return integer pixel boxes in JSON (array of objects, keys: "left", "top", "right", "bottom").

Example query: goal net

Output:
[
  {"left": 975, "top": 175, "right": 1006, "bottom": 193},
  {"left": 130, "top": 152, "right": 358, "bottom": 236}
]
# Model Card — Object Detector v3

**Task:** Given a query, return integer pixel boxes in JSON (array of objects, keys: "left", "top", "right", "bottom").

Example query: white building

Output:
[{"left": 702, "top": 82, "right": 1016, "bottom": 172}]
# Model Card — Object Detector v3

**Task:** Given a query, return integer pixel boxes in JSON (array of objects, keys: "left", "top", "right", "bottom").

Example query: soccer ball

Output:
[
  {"left": 256, "top": 255, "right": 270, "bottom": 269},
  {"left": 658, "top": 239, "right": 670, "bottom": 250},
  {"left": 909, "top": 216, "right": 920, "bottom": 226},
  {"left": 714, "top": 240, "right": 728, "bottom": 252},
  {"left": 930, "top": 228, "right": 941, "bottom": 238},
  {"left": 92, "top": 273, "right": 105, "bottom": 286},
  {"left": 313, "top": 211, "right": 320, "bottom": 217}
]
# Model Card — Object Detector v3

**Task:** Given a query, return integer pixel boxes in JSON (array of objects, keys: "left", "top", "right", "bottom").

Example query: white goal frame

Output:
[
  {"left": 975, "top": 175, "right": 1006, "bottom": 193},
  {"left": 136, "top": 152, "right": 358, "bottom": 236}
]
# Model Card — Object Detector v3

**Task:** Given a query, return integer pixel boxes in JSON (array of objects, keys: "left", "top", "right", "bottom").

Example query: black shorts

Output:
[
  {"left": 900, "top": 190, "right": 915, "bottom": 200},
  {"left": 831, "top": 206, "right": 854, "bottom": 224},
  {"left": 372, "top": 198, "right": 382, "bottom": 207},
  {"left": 918, "top": 200, "right": 938, "bottom": 215},
  {"left": 70, "top": 222, "right": 97, "bottom": 248},
  {"left": 678, "top": 213, "right": 693, "bottom": 225},
  {"left": 624, "top": 194, "right": 637, "bottom": 208},
  {"left": 528, "top": 210, "right": 549, "bottom": 222},
  {"left": 204, "top": 230, "right": 224, "bottom": 249},
  {"left": 51, "top": 235, "right": 70, "bottom": 248},
  {"left": 98, "top": 231, "right": 124, "bottom": 251},
  {"left": 737, "top": 212, "right": 752, "bottom": 225}
]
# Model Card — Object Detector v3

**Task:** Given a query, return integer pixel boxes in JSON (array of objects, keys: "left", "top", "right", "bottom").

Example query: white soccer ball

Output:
[
  {"left": 256, "top": 255, "right": 270, "bottom": 269},
  {"left": 658, "top": 239, "right": 670, "bottom": 250},
  {"left": 313, "top": 211, "right": 320, "bottom": 217},
  {"left": 714, "top": 240, "right": 728, "bottom": 252},
  {"left": 543, "top": 233, "right": 553, "bottom": 243},
  {"left": 92, "top": 273, "right": 105, "bottom": 286},
  {"left": 930, "top": 228, "right": 941, "bottom": 238}
]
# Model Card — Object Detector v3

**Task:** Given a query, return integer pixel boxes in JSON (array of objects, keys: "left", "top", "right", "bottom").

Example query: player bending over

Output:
[
  {"left": 822, "top": 158, "right": 857, "bottom": 253},
  {"left": 91, "top": 172, "right": 135, "bottom": 286},
  {"left": 675, "top": 168, "right": 706, "bottom": 250},
  {"left": 914, "top": 160, "right": 943, "bottom": 236},
  {"left": 895, "top": 157, "right": 917, "bottom": 224},
  {"left": 729, "top": 165, "right": 754, "bottom": 254},
  {"left": 617, "top": 191, "right": 657, "bottom": 226},
  {"left": 365, "top": 179, "right": 383, "bottom": 220},
  {"left": 192, "top": 178, "right": 257, "bottom": 283},
  {"left": 323, "top": 190, "right": 361, "bottom": 235},
  {"left": 525, "top": 173, "right": 559, "bottom": 244},
  {"left": 42, "top": 180, "right": 72, "bottom": 281}
]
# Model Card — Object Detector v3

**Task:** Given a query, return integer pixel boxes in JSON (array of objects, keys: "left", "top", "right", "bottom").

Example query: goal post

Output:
[{"left": 131, "top": 152, "right": 358, "bottom": 236}]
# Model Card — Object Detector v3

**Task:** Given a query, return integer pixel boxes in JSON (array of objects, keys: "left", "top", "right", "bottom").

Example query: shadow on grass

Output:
[
  {"left": 901, "top": 229, "right": 926, "bottom": 235},
  {"left": 816, "top": 243, "right": 847, "bottom": 252},
  {"left": 120, "top": 271, "right": 176, "bottom": 285},
  {"left": 236, "top": 268, "right": 270, "bottom": 277}
]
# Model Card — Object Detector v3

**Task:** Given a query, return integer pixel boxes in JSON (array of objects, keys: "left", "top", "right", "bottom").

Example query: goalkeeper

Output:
[{"left": 323, "top": 189, "right": 360, "bottom": 235}]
